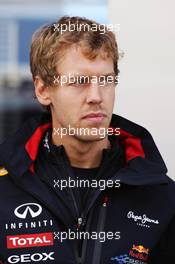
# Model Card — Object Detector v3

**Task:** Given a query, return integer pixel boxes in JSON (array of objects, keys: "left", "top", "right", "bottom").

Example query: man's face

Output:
[{"left": 49, "top": 45, "right": 116, "bottom": 142}]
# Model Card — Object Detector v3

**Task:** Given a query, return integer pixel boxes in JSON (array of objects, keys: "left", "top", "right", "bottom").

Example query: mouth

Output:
[{"left": 82, "top": 112, "right": 107, "bottom": 123}]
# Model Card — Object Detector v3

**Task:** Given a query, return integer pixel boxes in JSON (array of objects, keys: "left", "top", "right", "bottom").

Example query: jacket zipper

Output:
[
  {"left": 61, "top": 149, "right": 80, "bottom": 218},
  {"left": 61, "top": 148, "right": 110, "bottom": 264},
  {"left": 91, "top": 195, "right": 109, "bottom": 264},
  {"left": 74, "top": 195, "right": 109, "bottom": 264},
  {"left": 74, "top": 207, "right": 94, "bottom": 264}
]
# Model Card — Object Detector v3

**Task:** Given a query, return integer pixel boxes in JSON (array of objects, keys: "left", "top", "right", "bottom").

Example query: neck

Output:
[{"left": 51, "top": 132, "right": 110, "bottom": 168}]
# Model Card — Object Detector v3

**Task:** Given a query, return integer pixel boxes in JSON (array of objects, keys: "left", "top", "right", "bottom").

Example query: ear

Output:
[{"left": 34, "top": 76, "right": 51, "bottom": 106}]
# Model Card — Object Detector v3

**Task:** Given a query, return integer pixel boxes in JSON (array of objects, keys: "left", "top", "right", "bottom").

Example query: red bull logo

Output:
[
  {"left": 129, "top": 244, "right": 149, "bottom": 261},
  {"left": 132, "top": 245, "right": 149, "bottom": 254}
]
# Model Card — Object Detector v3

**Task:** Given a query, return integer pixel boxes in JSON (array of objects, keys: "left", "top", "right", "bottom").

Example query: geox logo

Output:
[{"left": 8, "top": 252, "right": 55, "bottom": 263}]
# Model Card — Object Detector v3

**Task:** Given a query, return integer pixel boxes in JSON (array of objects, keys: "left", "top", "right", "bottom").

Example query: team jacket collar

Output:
[{"left": 0, "top": 112, "right": 169, "bottom": 186}]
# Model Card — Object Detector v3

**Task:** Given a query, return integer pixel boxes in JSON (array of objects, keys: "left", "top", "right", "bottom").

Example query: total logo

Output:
[
  {"left": 7, "top": 232, "right": 53, "bottom": 249},
  {"left": 8, "top": 252, "right": 55, "bottom": 263},
  {"left": 14, "top": 203, "right": 42, "bottom": 219}
]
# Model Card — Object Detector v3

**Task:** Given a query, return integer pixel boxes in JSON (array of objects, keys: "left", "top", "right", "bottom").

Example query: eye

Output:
[
  {"left": 69, "top": 76, "right": 90, "bottom": 86},
  {"left": 98, "top": 75, "right": 116, "bottom": 86}
]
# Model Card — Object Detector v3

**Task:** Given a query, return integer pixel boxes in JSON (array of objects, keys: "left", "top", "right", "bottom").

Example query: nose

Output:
[{"left": 86, "top": 82, "right": 103, "bottom": 105}]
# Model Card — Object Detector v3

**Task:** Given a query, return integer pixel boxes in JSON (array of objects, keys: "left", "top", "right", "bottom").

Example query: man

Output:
[{"left": 0, "top": 16, "right": 174, "bottom": 264}]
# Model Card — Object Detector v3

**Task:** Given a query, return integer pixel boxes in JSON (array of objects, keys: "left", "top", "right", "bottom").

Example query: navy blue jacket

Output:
[{"left": 0, "top": 112, "right": 175, "bottom": 264}]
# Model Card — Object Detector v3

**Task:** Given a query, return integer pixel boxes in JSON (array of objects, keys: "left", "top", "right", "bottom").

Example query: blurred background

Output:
[{"left": 0, "top": 0, "right": 174, "bottom": 179}]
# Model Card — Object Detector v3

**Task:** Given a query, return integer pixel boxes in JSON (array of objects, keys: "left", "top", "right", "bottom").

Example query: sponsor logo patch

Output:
[
  {"left": 5, "top": 203, "right": 53, "bottom": 231},
  {"left": 7, "top": 252, "right": 55, "bottom": 263},
  {"left": 111, "top": 244, "right": 150, "bottom": 263},
  {"left": 127, "top": 210, "right": 159, "bottom": 228},
  {"left": 14, "top": 203, "right": 42, "bottom": 219},
  {"left": 0, "top": 167, "right": 8, "bottom": 176},
  {"left": 7, "top": 232, "right": 53, "bottom": 249}
]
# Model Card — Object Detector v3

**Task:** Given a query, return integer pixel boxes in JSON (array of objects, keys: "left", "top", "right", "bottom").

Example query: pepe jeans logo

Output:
[
  {"left": 14, "top": 203, "right": 42, "bottom": 219},
  {"left": 127, "top": 211, "right": 159, "bottom": 228}
]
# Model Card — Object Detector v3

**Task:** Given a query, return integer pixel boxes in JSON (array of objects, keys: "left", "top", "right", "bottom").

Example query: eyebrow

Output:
[
  {"left": 102, "top": 72, "right": 116, "bottom": 76},
  {"left": 64, "top": 72, "right": 116, "bottom": 77}
]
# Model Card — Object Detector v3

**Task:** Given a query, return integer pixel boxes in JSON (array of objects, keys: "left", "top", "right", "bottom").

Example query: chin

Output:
[{"left": 74, "top": 134, "right": 107, "bottom": 142}]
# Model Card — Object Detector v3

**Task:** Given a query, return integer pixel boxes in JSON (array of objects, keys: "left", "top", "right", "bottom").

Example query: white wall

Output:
[{"left": 108, "top": 0, "right": 175, "bottom": 179}]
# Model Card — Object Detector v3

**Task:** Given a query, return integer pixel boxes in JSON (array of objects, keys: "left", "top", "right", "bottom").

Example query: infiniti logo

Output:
[{"left": 14, "top": 203, "right": 42, "bottom": 219}]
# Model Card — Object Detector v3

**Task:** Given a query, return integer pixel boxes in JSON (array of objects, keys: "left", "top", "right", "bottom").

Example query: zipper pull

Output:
[
  {"left": 102, "top": 195, "right": 109, "bottom": 207},
  {"left": 76, "top": 217, "right": 83, "bottom": 230},
  {"left": 76, "top": 216, "right": 87, "bottom": 230},
  {"left": 78, "top": 217, "right": 83, "bottom": 226}
]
